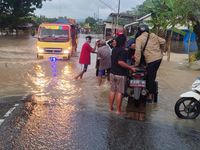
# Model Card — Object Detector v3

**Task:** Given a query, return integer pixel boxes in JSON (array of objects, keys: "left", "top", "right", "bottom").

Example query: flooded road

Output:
[{"left": 0, "top": 35, "right": 200, "bottom": 149}]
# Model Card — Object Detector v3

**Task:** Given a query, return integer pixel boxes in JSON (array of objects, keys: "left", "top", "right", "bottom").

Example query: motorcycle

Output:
[
  {"left": 125, "top": 67, "right": 147, "bottom": 120},
  {"left": 175, "top": 77, "right": 200, "bottom": 119},
  {"left": 125, "top": 67, "right": 158, "bottom": 103},
  {"left": 126, "top": 67, "right": 147, "bottom": 101}
]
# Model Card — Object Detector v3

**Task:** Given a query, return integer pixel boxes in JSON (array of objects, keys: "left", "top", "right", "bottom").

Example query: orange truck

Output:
[{"left": 36, "top": 21, "right": 78, "bottom": 60}]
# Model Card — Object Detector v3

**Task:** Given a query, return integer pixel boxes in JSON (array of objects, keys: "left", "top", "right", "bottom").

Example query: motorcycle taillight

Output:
[{"left": 133, "top": 75, "right": 141, "bottom": 79}]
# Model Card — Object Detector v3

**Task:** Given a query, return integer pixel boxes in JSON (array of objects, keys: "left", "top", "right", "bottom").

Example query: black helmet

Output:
[{"left": 138, "top": 24, "right": 149, "bottom": 33}]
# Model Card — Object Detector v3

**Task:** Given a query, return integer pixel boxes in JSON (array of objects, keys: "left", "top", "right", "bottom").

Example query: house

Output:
[{"left": 103, "top": 12, "right": 137, "bottom": 40}]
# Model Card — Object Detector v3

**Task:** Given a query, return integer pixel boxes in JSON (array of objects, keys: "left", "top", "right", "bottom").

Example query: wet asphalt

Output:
[{"left": 0, "top": 34, "right": 200, "bottom": 150}]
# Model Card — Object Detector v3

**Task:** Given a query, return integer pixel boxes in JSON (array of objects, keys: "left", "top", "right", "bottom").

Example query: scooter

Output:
[{"left": 175, "top": 77, "right": 200, "bottom": 119}]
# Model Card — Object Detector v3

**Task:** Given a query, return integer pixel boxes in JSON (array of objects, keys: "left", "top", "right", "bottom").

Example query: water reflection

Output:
[
  {"left": 62, "top": 64, "right": 72, "bottom": 76},
  {"left": 58, "top": 62, "right": 82, "bottom": 99},
  {"left": 50, "top": 61, "right": 57, "bottom": 77},
  {"left": 29, "top": 64, "right": 49, "bottom": 96},
  {"left": 26, "top": 61, "right": 82, "bottom": 101},
  {"left": 13, "top": 96, "right": 76, "bottom": 149}
]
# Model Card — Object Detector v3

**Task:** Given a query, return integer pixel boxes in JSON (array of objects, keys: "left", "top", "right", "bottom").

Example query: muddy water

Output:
[
  {"left": 0, "top": 34, "right": 200, "bottom": 149},
  {"left": 0, "top": 35, "right": 36, "bottom": 61},
  {"left": 0, "top": 34, "right": 99, "bottom": 97}
]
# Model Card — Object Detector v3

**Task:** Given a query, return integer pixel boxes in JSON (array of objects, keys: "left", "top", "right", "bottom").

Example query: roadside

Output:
[
  {"left": 0, "top": 95, "right": 32, "bottom": 128},
  {"left": 145, "top": 53, "right": 200, "bottom": 130}
]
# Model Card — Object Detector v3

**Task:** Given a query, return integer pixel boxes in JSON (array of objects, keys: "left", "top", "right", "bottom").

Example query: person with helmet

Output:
[{"left": 135, "top": 24, "right": 166, "bottom": 101}]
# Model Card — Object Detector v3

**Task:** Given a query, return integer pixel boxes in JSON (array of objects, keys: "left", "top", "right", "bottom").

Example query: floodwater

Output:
[
  {"left": 0, "top": 34, "right": 95, "bottom": 97},
  {"left": 0, "top": 34, "right": 200, "bottom": 149}
]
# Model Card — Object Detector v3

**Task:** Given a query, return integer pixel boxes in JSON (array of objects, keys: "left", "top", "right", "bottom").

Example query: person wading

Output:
[
  {"left": 75, "top": 36, "right": 97, "bottom": 79},
  {"left": 109, "top": 34, "right": 136, "bottom": 115}
]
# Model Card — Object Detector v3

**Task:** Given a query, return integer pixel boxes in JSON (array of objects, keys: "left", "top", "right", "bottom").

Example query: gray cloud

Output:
[{"left": 35, "top": 0, "right": 145, "bottom": 19}]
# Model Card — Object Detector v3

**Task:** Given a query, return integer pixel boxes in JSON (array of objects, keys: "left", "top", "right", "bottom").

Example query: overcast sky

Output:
[{"left": 35, "top": 0, "right": 145, "bottom": 20}]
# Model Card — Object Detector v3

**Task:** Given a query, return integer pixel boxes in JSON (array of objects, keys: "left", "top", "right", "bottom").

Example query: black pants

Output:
[
  {"left": 96, "top": 59, "right": 100, "bottom": 76},
  {"left": 146, "top": 59, "right": 162, "bottom": 94}
]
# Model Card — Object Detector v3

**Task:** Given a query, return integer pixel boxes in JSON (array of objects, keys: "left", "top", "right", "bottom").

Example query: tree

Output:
[
  {"left": 32, "top": 15, "right": 57, "bottom": 27},
  {"left": 134, "top": 0, "right": 200, "bottom": 61},
  {"left": 84, "top": 17, "right": 99, "bottom": 32},
  {"left": 135, "top": 0, "right": 200, "bottom": 48},
  {"left": 0, "top": 0, "right": 51, "bottom": 34},
  {"left": 175, "top": 0, "right": 200, "bottom": 50},
  {"left": 85, "top": 17, "right": 97, "bottom": 28}
]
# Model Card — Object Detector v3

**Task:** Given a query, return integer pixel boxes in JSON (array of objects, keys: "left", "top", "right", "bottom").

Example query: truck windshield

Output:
[{"left": 39, "top": 27, "right": 69, "bottom": 42}]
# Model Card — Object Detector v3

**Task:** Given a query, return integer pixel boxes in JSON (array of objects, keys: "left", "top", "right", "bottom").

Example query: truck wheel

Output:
[
  {"left": 63, "top": 56, "right": 70, "bottom": 61},
  {"left": 37, "top": 54, "right": 43, "bottom": 59}
]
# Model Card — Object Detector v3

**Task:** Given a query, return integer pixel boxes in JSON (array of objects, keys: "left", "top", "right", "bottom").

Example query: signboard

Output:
[{"left": 44, "top": 25, "right": 69, "bottom": 30}]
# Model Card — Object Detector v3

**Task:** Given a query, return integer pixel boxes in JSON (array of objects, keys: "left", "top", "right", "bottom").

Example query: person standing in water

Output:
[{"left": 75, "top": 36, "right": 97, "bottom": 79}]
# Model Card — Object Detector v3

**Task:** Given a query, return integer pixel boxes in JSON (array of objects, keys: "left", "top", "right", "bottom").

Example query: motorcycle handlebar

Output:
[{"left": 135, "top": 67, "right": 146, "bottom": 72}]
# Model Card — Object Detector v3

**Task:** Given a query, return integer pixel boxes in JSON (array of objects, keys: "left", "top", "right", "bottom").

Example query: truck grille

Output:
[{"left": 44, "top": 48, "right": 62, "bottom": 53}]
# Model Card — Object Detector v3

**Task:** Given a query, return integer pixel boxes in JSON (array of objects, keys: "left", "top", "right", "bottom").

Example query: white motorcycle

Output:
[{"left": 175, "top": 77, "right": 200, "bottom": 119}]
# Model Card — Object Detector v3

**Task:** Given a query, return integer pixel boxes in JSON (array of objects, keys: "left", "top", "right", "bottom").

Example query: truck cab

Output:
[{"left": 37, "top": 23, "right": 75, "bottom": 60}]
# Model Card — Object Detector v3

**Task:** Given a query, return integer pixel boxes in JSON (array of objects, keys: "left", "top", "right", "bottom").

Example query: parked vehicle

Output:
[
  {"left": 36, "top": 23, "right": 78, "bottom": 60},
  {"left": 175, "top": 77, "right": 200, "bottom": 119}
]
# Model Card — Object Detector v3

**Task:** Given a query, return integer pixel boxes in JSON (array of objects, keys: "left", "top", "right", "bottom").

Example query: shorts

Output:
[
  {"left": 110, "top": 73, "right": 126, "bottom": 94},
  {"left": 83, "top": 64, "right": 88, "bottom": 72},
  {"left": 98, "top": 69, "right": 105, "bottom": 76},
  {"left": 98, "top": 68, "right": 111, "bottom": 76}
]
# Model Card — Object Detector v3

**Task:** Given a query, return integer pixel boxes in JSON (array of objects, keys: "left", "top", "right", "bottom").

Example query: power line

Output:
[{"left": 98, "top": 0, "right": 117, "bottom": 12}]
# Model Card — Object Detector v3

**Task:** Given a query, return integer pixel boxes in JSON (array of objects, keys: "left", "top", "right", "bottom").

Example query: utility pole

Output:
[
  {"left": 117, "top": 0, "right": 120, "bottom": 26},
  {"left": 97, "top": 6, "right": 100, "bottom": 33},
  {"left": 116, "top": 0, "right": 120, "bottom": 34}
]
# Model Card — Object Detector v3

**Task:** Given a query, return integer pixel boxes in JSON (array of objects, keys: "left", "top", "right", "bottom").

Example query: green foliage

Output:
[
  {"left": 79, "top": 17, "right": 102, "bottom": 34},
  {"left": 85, "top": 17, "right": 97, "bottom": 28},
  {"left": 134, "top": 0, "right": 200, "bottom": 37},
  {"left": 84, "top": 17, "right": 98, "bottom": 33},
  {"left": 0, "top": 0, "right": 50, "bottom": 32},
  {"left": 135, "top": 0, "right": 176, "bottom": 34},
  {"left": 32, "top": 15, "right": 57, "bottom": 27}
]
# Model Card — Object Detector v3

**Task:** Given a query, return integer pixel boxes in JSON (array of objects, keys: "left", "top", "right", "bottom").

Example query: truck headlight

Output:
[
  {"left": 63, "top": 49, "right": 70, "bottom": 54},
  {"left": 67, "top": 46, "right": 72, "bottom": 50},
  {"left": 37, "top": 47, "right": 44, "bottom": 53}
]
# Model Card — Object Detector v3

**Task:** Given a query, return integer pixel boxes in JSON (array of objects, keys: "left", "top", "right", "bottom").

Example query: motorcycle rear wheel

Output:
[{"left": 175, "top": 97, "right": 200, "bottom": 119}]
